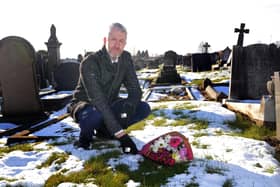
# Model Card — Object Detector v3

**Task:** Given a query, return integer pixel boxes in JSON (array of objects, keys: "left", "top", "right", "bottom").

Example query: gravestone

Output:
[
  {"left": 234, "top": 23, "right": 249, "bottom": 46},
  {"left": 221, "top": 47, "right": 232, "bottom": 65},
  {"left": 54, "top": 62, "right": 80, "bottom": 91},
  {"left": 229, "top": 44, "right": 280, "bottom": 100},
  {"left": 191, "top": 53, "right": 212, "bottom": 72},
  {"left": 134, "top": 58, "right": 148, "bottom": 70},
  {"left": 0, "top": 36, "right": 43, "bottom": 116},
  {"left": 36, "top": 50, "right": 49, "bottom": 89},
  {"left": 182, "top": 54, "right": 192, "bottom": 70},
  {"left": 156, "top": 51, "right": 181, "bottom": 84},
  {"left": 147, "top": 59, "right": 160, "bottom": 69}
]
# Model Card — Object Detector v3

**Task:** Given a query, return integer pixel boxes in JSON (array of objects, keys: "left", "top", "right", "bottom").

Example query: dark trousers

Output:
[{"left": 76, "top": 99, "right": 151, "bottom": 144}]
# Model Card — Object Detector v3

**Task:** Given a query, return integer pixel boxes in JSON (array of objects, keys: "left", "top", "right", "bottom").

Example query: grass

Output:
[
  {"left": 189, "top": 119, "right": 209, "bottom": 130},
  {"left": 45, "top": 150, "right": 191, "bottom": 187},
  {"left": 264, "top": 166, "right": 276, "bottom": 174},
  {"left": 116, "top": 158, "right": 190, "bottom": 187},
  {"left": 45, "top": 151, "right": 126, "bottom": 187},
  {"left": 212, "top": 76, "right": 229, "bottom": 83},
  {"left": 126, "top": 120, "right": 146, "bottom": 132},
  {"left": 0, "top": 177, "right": 17, "bottom": 183},
  {"left": 223, "top": 178, "right": 235, "bottom": 187},
  {"left": 153, "top": 118, "right": 168, "bottom": 126},
  {"left": 191, "top": 140, "right": 210, "bottom": 149},
  {"left": 227, "top": 113, "right": 275, "bottom": 140},
  {"left": 189, "top": 79, "right": 204, "bottom": 86},
  {"left": 37, "top": 152, "right": 69, "bottom": 169},
  {"left": 169, "top": 119, "right": 188, "bottom": 126},
  {"left": 254, "top": 163, "right": 263, "bottom": 168},
  {"left": 152, "top": 104, "right": 168, "bottom": 111},
  {"left": 205, "top": 164, "right": 227, "bottom": 175},
  {"left": 193, "top": 132, "right": 209, "bottom": 137},
  {"left": 215, "top": 129, "right": 224, "bottom": 135},
  {"left": 173, "top": 102, "right": 196, "bottom": 110},
  {"left": 0, "top": 143, "right": 34, "bottom": 156}
]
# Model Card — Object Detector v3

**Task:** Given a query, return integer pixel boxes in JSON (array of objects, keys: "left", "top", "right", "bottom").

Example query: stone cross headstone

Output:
[
  {"left": 156, "top": 51, "right": 181, "bottom": 84},
  {"left": 0, "top": 36, "right": 43, "bottom": 116},
  {"left": 229, "top": 44, "right": 280, "bottom": 100},
  {"left": 45, "top": 24, "right": 62, "bottom": 87},
  {"left": 203, "top": 42, "right": 211, "bottom": 53},
  {"left": 234, "top": 23, "right": 249, "bottom": 46}
]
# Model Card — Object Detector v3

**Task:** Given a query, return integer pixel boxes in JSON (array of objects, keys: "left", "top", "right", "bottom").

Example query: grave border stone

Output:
[{"left": 274, "top": 72, "right": 280, "bottom": 139}]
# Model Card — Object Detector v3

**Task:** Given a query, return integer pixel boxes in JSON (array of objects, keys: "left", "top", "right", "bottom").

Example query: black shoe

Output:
[{"left": 73, "top": 140, "right": 90, "bottom": 150}]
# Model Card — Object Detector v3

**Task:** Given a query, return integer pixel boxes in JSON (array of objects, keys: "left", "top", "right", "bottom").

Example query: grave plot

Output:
[{"left": 143, "top": 85, "right": 198, "bottom": 102}]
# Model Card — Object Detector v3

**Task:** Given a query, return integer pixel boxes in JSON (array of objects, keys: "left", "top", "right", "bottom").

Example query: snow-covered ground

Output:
[{"left": 0, "top": 69, "right": 279, "bottom": 187}]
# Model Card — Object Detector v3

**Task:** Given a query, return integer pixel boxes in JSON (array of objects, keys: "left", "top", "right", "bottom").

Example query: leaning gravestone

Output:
[
  {"left": 54, "top": 61, "right": 80, "bottom": 91},
  {"left": 0, "top": 36, "right": 43, "bottom": 116},
  {"left": 156, "top": 51, "right": 181, "bottom": 84},
  {"left": 229, "top": 44, "right": 280, "bottom": 100}
]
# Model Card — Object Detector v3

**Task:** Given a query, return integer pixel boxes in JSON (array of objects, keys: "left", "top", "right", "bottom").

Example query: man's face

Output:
[{"left": 108, "top": 28, "right": 127, "bottom": 58}]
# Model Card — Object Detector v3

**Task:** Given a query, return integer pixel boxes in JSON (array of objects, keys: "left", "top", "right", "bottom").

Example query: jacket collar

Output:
[{"left": 102, "top": 46, "right": 123, "bottom": 64}]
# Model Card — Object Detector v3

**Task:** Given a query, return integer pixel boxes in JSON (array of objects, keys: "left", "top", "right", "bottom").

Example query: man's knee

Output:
[
  {"left": 77, "top": 106, "right": 103, "bottom": 129},
  {"left": 137, "top": 101, "right": 151, "bottom": 119}
]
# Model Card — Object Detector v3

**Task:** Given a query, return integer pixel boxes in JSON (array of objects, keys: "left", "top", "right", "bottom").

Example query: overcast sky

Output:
[{"left": 1, "top": 0, "right": 280, "bottom": 58}]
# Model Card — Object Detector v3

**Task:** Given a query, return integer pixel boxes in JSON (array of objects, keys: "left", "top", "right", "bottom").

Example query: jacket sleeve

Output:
[
  {"left": 123, "top": 53, "right": 142, "bottom": 105},
  {"left": 79, "top": 57, "right": 123, "bottom": 136}
]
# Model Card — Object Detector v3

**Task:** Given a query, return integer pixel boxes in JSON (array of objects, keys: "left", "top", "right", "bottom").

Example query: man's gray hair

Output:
[{"left": 109, "top": 23, "right": 127, "bottom": 35}]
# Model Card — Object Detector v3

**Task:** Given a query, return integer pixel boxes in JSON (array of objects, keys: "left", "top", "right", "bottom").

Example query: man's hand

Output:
[{"left": 118, "top": 134, "right": 138, "bottom": 154}]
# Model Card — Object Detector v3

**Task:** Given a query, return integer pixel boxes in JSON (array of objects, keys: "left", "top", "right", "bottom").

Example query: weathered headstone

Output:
[
  {"left": 45, "top": 24, "right": 62, "bottom": 87},
  {"left": 54, "top": 62, "right": 80, "bottom": 91},
  {"left": 229, "top": 44, "right": 280, "bottom": 100},
  {"left": 156, "top": 51, "right": 181, "bottom": 84},
  {"left": 191, "top": 53, "right": 212, "bottom": 72},
  {"left": 234, "top": 23, "right": 249, "bottom": 46},
  {"left": 0, "top": 36, "right": 43, "bottom": 116}
]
